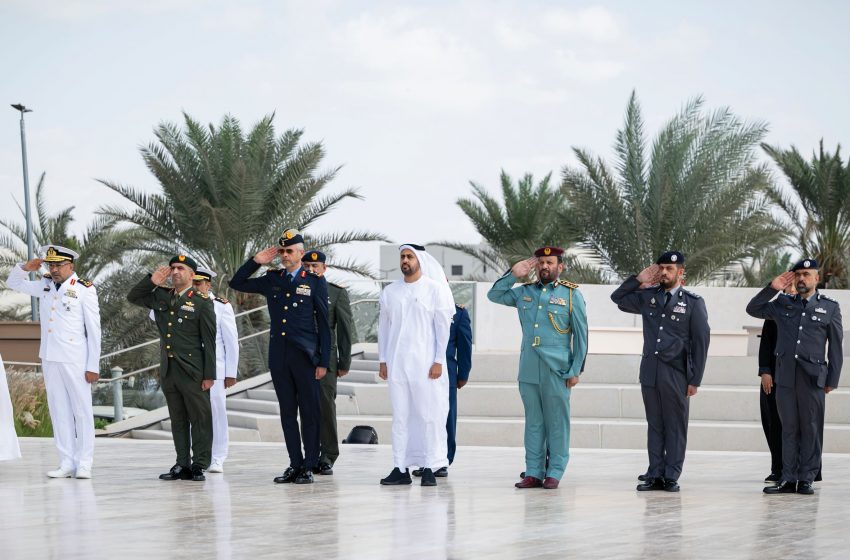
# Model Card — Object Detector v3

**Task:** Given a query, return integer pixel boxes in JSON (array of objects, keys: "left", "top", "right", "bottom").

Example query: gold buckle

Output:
[{"left": 533, "top": 336, "right": 540, "bottom": 347}]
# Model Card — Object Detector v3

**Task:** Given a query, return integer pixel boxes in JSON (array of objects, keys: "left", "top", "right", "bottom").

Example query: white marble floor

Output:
[{"left": 1, "top": 438, "right": 848, "bottom": 560}]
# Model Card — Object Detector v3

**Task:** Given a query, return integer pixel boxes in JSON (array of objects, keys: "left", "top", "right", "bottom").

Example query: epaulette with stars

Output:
[
  {"left": 214, "top": 296, "right": 230, "bottom": 304},
  {"left": 197, "top": 292, "right": 209, "bottom": 299},
  {"left": 818, "top": 293, "right": 837, "bottom": 303},
  {"left": 681, "top": 288, "right": 701, "bottom": 299},
  {"left": 78, "top": 278, "right": 94, "bottom": 288}
]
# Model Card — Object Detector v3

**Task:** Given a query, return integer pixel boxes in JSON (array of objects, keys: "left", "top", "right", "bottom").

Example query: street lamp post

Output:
[{"left": 11, "top": 103, "right": 38, "bottom": 321}]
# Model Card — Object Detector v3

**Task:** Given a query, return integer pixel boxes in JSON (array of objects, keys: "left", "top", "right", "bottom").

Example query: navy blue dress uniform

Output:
[
  {"left": 446, "top": 304, "right": 472, "bottom": 466},
  {"left": 757, "top": 317, "right": 784, "bottom": 479},
  {"left": 229, "top": 231, "right": 331, "bottom": 480},
  {"left": 127, "top": 255, "right": 217, "bottom": 477},
  {"left": 611, "top": 251, "right": 710, "bottom": 489},
  {"left": 746, "top": 259, "right": 843, "bottom": 492}
]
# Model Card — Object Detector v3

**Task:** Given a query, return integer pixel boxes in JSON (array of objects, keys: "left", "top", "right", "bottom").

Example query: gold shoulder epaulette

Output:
[
  {"left": 79, "top": 279, "right": 94, "bottom": 288},
  {"left": 558, "top": 279, "right": 579, "bottom": 289},
  {"left": 197, "top": 292, "right": 209, "bottom": 299},
  {"left": 214, "top": 296, "right": 230, "bottom": 304}
]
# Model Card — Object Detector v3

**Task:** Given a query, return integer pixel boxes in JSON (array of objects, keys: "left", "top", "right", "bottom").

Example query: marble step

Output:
[
  {"left": 336, "top": 415, "right": 850, "bottom": 453},
  {"left": 337, "top": 382, "right": 850, "bottom": 424}
]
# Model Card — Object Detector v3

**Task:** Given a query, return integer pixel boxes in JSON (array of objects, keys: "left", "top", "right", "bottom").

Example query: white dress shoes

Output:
[
  {"left": 75, "top": 466, "right": 92, "bottom": 479},
  {"left": 47, "top": 466, "right": 75, "bottom": 478}
]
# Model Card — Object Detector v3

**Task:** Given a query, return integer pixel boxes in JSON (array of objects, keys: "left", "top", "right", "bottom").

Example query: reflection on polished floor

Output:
[{"left": 2, "top": 438, "right": 849, "bottom": 560}]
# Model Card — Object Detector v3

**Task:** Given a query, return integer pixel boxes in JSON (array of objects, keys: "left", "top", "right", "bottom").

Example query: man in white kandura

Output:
[
  {"left": 5, "top": 245, "right": 101, "bottom": 478},
  {"left": 0, "top": 355, "right": 22, "bottom": 462},
  {"left": 192, "top": 267, "right": 239, "bottom": 472},
  {"left": 378, "top": 244, "right": 455, "bottom": 487}
]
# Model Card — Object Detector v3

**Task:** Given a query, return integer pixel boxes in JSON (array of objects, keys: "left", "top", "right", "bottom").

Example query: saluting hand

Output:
[
  {"left": 254, "top": 246, "right": 279, "bottom": 265},
  {"left": 151, "top": 265, "right": 171, "bottom": 286},
  {"left": 22, "top": 258, "right": 44, "bottom": 272},
  {"left": 636, "top": 264, "right": 660, "bottom": 284},
  {"left": 511, "top": 257, "right": 537, "bottom": 278},
  {"left": 770, "top": 271, "right": 795, "bottom": 291}
]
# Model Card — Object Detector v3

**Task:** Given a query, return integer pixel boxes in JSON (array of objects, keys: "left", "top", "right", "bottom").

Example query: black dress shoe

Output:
[
  {"left": 274, "top": 466, "right": 300, "bottom": 484},
  {"left": 797, "top": 481, "right": 814, "bottom": 495},
  {"left": 638, "top": 472, "right": 650, "bottom": 482},
  {"left": 316, "top": 463, "right": 333, "bottom": 475},
  {"left": 294, "top": 469, "right": 314, "bottom": 484},
  {"left": 519, "top": 471, "right": 526, "bottom": 479},
  {"left": 412, "top": 468, "right": 424, "bottom": 477},
  {"left": 421, "top": 468, "right": 437, "bottom": 487},
  {"left": 663, "top": 480, "right": 680, "bottom": 492},
  {"left": 380, "top": 468, "right": 412, "bottom": 485},
  {"left": 434, "top": 466, "right": 448, "bottom": 477},
  {"left": 636, "top": 478, "right": 666, "bottom": 491},
  {"left": 159, "top": 464, "right": 192, "bottom": 480},
  {"left": 191, "top": 464, "right": 205, "bottom": 481},
  {"left": 764, "top": 473, "right": 781, "bottom": 483},
  {"left": 763, "top": 480, "right": 797, "bottom": 494}
]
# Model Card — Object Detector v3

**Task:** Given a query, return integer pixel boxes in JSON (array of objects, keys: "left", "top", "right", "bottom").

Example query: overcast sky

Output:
[{"left": 2, "top": 0, "right": 849, "bottom": 274}]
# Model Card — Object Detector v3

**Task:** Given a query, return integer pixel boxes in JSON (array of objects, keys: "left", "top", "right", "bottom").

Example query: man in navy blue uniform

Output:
[
  {"left": 229, "top": 229, "right": 331, "bottom": 484},
  {"left": 747, "top": 259, "right": 843, "bottom": 495},
  {"left": 611, "top": 251, "right": 710, "bottom": 493},
  {"left": 413, "top": 303, "right": 472, "bottom": 478}
]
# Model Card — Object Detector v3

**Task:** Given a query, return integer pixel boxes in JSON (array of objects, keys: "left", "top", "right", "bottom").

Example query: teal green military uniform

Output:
[
  {"left": 319, "top": 281, "right": 355, "bottom": 467},
  {"left": 488, "top": 271, "right": 588, "bottom": 480},
  {"left": 128, "top": 273, "right": 217, "bottom": 469}
]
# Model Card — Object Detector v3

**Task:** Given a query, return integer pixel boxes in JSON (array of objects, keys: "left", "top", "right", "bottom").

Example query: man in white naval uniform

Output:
[
  {"left": 378, "top": 244, "right": 455, "bottom": 487},
  {"left": 192, "top": 267, "right": 239, "bottom": 472},
  {"left": 5, "top": 245, "right": 101, "bottom": 478},
  {"left": 147, "top": 265, "right": 239, "bottom": 472}
]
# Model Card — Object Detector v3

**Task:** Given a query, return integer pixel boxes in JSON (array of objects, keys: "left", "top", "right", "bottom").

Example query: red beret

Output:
[{"left": 534, "top": 246, "right": 564, "bottom": 258}]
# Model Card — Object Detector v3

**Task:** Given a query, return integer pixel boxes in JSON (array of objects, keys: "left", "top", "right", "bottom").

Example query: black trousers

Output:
[
  {"left": 759, "top": 381, "right": 783, "bottom": 475},
  {"left": 776, "top": 366, "right": 824, "bottom": 483},
  {"left": 270, "top": 343, "right": 321, "bottom": 469}
]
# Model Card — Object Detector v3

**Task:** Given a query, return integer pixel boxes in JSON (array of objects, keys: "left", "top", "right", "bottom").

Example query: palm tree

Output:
[
  {"left": 561, "top": 91, "right": 785, "bottom": 284},
  {"left": 762, "top": 140, "right": 850, "bottom": 288},
  {"left": 736, "top": 251, "right": 794, "bottom": 287},
  {"left": 433, "top": 171, "right": 605, "bottom": 283},
  {"left": 97, "top": 113, "right": 388, "bottom": 301},
  {"left": 0, "top": 173, "right": 132, "bottom": 320},
  {"left": 96, "top": 113, "right": 389, "bottom": 379}
]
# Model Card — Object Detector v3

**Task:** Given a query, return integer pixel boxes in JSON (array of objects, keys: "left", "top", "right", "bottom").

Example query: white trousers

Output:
[
  {"left": 42, "top": 361, "right": 94, "bottom": 470},
  {"left": 0, "top": 356, "right": 21, "bottom": 461},
  {"left": 210, "top": 379, "right": 229, "bottom": 462}
]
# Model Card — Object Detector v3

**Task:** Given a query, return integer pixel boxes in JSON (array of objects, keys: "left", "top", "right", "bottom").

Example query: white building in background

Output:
[{"left": 379, "top": 244, "right": 500, "bottom": 281}]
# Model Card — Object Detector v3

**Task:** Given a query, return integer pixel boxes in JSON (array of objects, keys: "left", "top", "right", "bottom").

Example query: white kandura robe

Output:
[
  {"left": 378, "top": 276, "right": 454, "bottom": 470},
  {"left": 0, "top": 355, "right": 22, "bottom": 461}
]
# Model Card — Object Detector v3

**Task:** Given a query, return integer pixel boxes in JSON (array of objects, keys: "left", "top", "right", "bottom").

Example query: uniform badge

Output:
[
  {"left": 522, "top": 296, "right": 532, "bottom": 302},
  {"left": 673, "top": 306, "right": 686, "bottom": 314},
  {"left": 296, "top": 284, "right": 312, "bottom": 296},
  {"left": 180, "top": 304, "right": 195, "bottom": 312},
  {"left": 815, "top": 307, "right": 827, "bottom": 314},
  {"left": 65, "top": 289, "right": 78, "bottom": 299},
  {"left": 549, "top": 295, "right": 566, "bottom": 306}
]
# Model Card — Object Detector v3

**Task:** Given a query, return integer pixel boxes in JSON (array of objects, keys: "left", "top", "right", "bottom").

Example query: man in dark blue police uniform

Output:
[
  {"left": 229, "top": 229, "right": 331, "bottom": 484},
  {"left": 611, "top": 251, "right": 710, "bottom": 493},
  {"left": 413, "top": 302, "right": 472, "bottom": 478},
  {"left": 747, "top": 259, "right": 843, "bottom": 495}
]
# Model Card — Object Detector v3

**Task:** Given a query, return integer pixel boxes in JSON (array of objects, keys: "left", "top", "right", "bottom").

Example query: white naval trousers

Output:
[
  {"left": 210, "top": 379, "right": 229, "bottom": 462},
  {"left": 42, "top": 361, "right": 94, "bottom": 470}
]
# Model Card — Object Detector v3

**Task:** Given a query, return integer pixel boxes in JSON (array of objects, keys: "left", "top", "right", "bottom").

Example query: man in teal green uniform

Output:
[{"left": 488, "top": 246, "right": 588, "bottom": 490}]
